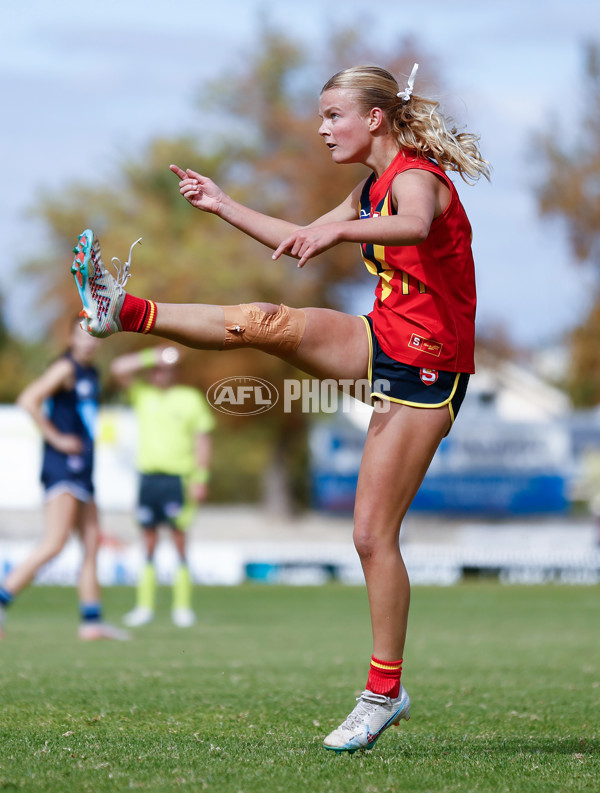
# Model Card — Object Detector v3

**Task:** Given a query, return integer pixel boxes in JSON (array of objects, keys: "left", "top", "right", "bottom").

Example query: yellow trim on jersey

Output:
[
  {"left": 362, "top": 194, "right": 395, "bottom": 301},
  {"left": 375, "top": 193, "right": 393, "bottom": 301},
  {"left": 401, "top": 271, "right": 409, "bottom": 295}
]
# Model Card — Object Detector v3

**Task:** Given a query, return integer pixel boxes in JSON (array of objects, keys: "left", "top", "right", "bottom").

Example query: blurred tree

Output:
[
  {"left": 13, "top": 22, "right": 443, "bottom": 508},
  {"left": 535, "top": 41, "right": 600, "bottom": 406},
  {"left": 475, "top": 321, "right": 524, "bottom": 364},
  {"left": 0, "top": 294, "right": 53, "bottom": 402}
]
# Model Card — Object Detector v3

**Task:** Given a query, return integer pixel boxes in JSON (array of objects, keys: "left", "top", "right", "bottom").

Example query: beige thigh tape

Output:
[{"left": 221, "top": 303, "right": 306, "bottom": 356}]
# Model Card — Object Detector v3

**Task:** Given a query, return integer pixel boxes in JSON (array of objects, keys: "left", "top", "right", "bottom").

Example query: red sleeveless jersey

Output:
[{"left": 360, "top": 150, "right": 476, "bottom": 373}]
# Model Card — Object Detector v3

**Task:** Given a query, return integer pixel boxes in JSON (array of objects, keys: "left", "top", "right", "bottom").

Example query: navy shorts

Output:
[
  {"left": 137, "top": 473, "right": 186, "bottom": 530},
  {"left": 362, "top": 316, "right": 470, "bottom": 427},
  {"left": 41, "top": 454, "right": 94, "bottom": 503}
]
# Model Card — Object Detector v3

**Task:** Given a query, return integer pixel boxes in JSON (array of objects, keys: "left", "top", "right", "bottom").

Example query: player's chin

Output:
[
  {"left": 328, "top": 148, "right": 347, "bottom": 164},
  {"left": 329, "top": 148, "right": 356, "bottom": 166}
]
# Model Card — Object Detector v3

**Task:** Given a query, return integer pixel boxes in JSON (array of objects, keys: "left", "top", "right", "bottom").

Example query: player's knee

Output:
[
  {"left": 221, "top": 302, "right": 306, "bottom": 356},
  {"left": 353, "top": 507, "right": 380, "bottom": 554},
  {"left": 353, "top": 518, "right": 400, "bottom": 563},
  {"left": 353, "top": 523, "right": 377, "bottom": 561}
]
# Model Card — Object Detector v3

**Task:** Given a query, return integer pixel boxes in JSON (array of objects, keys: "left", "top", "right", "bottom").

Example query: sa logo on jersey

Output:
[{"left": 419, "top": 368, "right": 438, "bottom": 385}]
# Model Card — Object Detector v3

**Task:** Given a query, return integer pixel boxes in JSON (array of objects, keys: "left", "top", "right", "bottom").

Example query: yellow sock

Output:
[
  {"left": 137, "top": 562, "right": 156, "bottom": 611},
  {"left": 173, "top": 565, "right": 192, "bottom": 611}
]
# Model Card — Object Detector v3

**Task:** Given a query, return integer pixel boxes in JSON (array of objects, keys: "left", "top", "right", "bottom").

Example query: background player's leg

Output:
[
  {"left": 142, "top": 527, "right": 159, "bottom": 561},
  {"left": 3, "top": 492, "right": 76, "bottom": 594},
  {"left": 171, "top": 528, "right": 187, "bottom": 564},
  {"left": 170, "top": 528, "right": 194, "bottom": 627},
  {"left": 123, "top": 528, "right": 158, "bottom": 627},
  {"left": 77, "top": 500, "right": 130, "bottom": 640},
  {"left": 76, "top": 499, "right": 101, "bottom": 605}
]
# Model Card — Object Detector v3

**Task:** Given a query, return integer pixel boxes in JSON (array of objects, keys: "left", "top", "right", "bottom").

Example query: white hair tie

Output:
[{"left": 397, "top": 63, "right": 419, "bottom": 102}]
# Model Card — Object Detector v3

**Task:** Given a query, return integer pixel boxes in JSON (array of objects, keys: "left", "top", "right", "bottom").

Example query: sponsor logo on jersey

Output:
[{"left": 409, "top": 334, "right": 443, "bottom": 357}]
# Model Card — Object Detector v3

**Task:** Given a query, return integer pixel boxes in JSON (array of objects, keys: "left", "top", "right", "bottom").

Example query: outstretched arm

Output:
[
  {"left": 169, "top": 164, "right": 361, "bottom": 257},
  {"left": 110, "top": 345, "right": 180, "bottom": 388},
  {"left": 170, "top": 164, "right": 300, "bottom": 251}
]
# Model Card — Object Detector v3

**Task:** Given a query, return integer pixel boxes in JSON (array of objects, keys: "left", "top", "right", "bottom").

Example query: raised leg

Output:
[
  {"left": 153, "top": 302, "right": 370, "bottom": 382},
  {"left": 71, "top": 230, "right": 370, "bottom": 382}
]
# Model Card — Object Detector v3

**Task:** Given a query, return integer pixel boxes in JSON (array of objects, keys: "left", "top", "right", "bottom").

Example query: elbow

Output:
[
  {"left": 392, "top": 218, "right": 430, "bottom": 246},
  {"left": 409, "top": 220, "right": 430, "bottom": 245}
]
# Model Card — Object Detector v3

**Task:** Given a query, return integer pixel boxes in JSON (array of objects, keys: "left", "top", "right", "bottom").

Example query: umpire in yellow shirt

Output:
[{"left": 110, "top": 345, "right": 215, "bottom": 627}]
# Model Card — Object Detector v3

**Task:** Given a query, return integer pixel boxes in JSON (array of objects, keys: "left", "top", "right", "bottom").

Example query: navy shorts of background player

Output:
[
  {"left": 40, "top": 353, "right": 100, "bottom": 502},
  {"left": 136, "top": 473, "right": 186, "bottom": 529}
]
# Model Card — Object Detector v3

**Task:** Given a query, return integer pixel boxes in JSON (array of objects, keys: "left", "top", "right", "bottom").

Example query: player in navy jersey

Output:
[
  {"left": 70, "top": 63, "right": 489, "bottom": 749},
  {"left": 0, "top": 321, "right": 129, "bottom": 640}
]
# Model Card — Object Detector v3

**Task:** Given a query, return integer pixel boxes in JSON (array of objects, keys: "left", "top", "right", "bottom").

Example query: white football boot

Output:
[
  {"left": 323, "top": 686, "right": 411, "bottom": 753},
  {"left": 71, "top": 229, "right": 141, "bottom": 337}
]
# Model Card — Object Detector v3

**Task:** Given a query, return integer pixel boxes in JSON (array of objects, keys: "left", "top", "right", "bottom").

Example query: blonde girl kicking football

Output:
[{"left": 70, "top": 63, "right": 489, "bottom": 752}]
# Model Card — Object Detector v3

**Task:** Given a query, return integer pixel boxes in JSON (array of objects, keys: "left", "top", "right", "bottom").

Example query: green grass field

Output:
[{"left": 0, "top": 582, "right": 598, "bottom": 793}]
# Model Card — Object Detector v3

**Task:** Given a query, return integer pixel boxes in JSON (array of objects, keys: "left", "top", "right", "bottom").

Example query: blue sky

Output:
[{"left": 1, "top": 0, "right": 597, "bottom": 348}]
